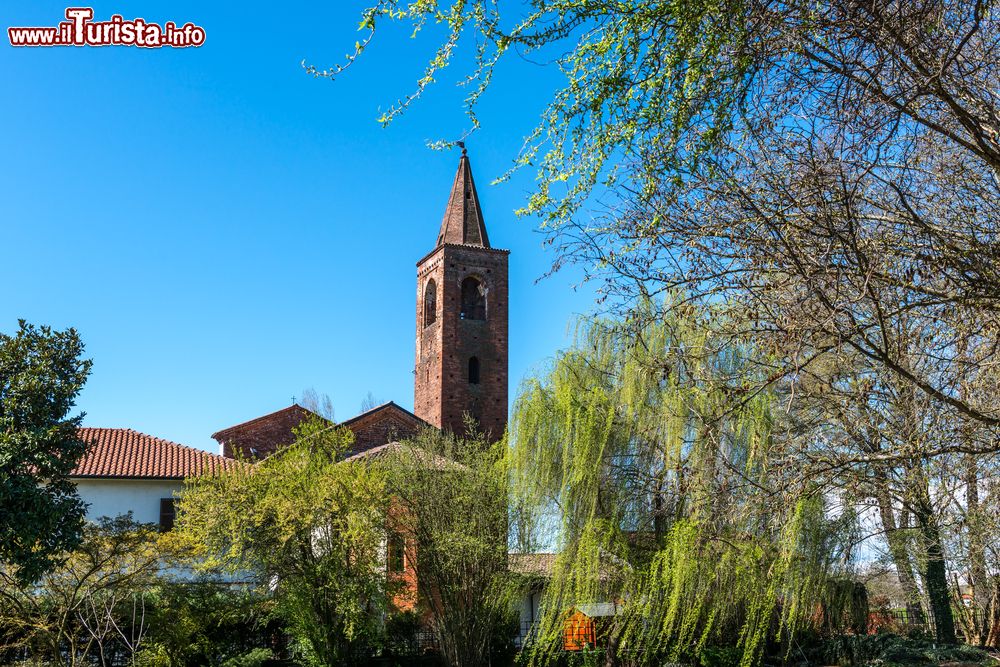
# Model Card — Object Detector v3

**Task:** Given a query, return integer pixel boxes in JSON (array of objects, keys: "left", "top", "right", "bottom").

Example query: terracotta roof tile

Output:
[
  {"left": 509, "top": 552, "right": 557, "bottom": 577},
  {"left": 339, "top": 441, "right": 459, "bottom": 470},
  {"left": 508, "top": 551, "right": 626, "bottom": 581},
  {"left": 73, "top": 427, "right": 239, "bottom": 479}
]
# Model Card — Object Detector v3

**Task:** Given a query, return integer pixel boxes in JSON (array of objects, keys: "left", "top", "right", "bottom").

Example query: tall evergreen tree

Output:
[{"left": 0, "top": 321, "right": 91, "bottom": 584}]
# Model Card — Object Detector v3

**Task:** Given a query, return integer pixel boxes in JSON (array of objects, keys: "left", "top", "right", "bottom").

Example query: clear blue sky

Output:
[{"left": 1, "top": 1, "right": 597, "bottom": 453}]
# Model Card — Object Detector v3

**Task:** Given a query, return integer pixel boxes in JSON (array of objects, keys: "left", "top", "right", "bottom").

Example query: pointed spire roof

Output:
[{"left": 437, "top": 145, "right": 490, "bottom": 248}]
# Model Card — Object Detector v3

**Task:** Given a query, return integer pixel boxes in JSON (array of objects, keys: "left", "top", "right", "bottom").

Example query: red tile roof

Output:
[
  {"left": 508, "top": 551, "right": 625, "bottom": 581},
  {"left": 73, "top": 428, "right": 239, "bottom": 479},
  {"left": 509, "top": 552, "right": 557, "bottom": 578}
]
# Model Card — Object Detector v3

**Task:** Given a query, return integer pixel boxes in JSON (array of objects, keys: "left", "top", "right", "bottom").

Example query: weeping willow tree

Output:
[{"left": 509, "top": 298, "right": 857, "bottom": 666}]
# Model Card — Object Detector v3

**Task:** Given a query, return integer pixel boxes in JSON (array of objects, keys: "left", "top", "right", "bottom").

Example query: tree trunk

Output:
[
  {"left": 985, "top": 581, "right": 1000, "bottom": 648},
  {"left": 603, "top": 624, "right": 621, "bottom": 667},
  {"left": 913, "top": 497, "right": 957, "bottom": 644},
  {"left": 653, "top": 469, "right": 667, "bottom": 545},
  {"left": 964, "top": 454, "right": 989, "bottom": 644},
  {"left": 873, "top": 473, "right": 924, "bottom": 621},
  {"left": 897, "top": 369, "right": 954, "bottom": 644}
]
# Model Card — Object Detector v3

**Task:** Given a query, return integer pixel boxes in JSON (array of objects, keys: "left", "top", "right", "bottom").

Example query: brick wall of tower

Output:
[
  {"left": 415, "top": 249, "right": 445, "bottom": 429},
  {"left": 415, "top": 244, "right": 509, "bottom": 440}
]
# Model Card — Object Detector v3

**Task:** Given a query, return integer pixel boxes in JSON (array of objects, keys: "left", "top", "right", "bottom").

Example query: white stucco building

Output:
[{"left": 72, "top": 427, "right": 237, "bottom": 528}]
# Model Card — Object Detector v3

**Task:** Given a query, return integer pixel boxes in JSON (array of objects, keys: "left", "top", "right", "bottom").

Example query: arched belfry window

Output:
[
  {"left": 424, "top": 279, "right": 437, "bottom": 327},
  {"left": 468, "top": 356, "right": 480, "bottom": 384},
  {"left": 460, "top": 277, "right": 486, "bottom": 320}
]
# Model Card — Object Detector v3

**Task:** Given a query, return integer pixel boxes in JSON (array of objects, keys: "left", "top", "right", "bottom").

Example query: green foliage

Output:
[
  {"left": 176, "top": 417, "right": 391, "bottom": 666},
  {"left": 0, "top": 515, "right": 179, "bottom": 667},
  {"left": 0, "top": 320, "right": 92, "bottom": 584},
  {"left": 138, "top": 581, "right": 272, "bottom": 667},
  {"left": 819, "top": 579, "right": 871, "bottom": 637},
  {"left": 218, "top": 647, "right": 274, "bottom": 667},
  {"left": 309, "top": 0, "right": 756, "bottom": 229},
  {"left": 803, "top": 634, "right": 996, "bottom": 667},
  {"left": 560, "top": 647, "right": 604, "bottom": 667},
  {"left": 508, "top": 299, "right": 856, "bottom": 666},
  {"left": 699, "top": 646, "right": 742, "bottom": 667},
  {"left": 138, "top": 645, "right": 273, "bottom": 667},
  {"left": 385, "top": 427, "right": 520, "bottom": 667}
]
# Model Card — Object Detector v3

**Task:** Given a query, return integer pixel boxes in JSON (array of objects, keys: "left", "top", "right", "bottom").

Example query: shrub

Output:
[
  {"left": 219, "top": 648, "right": 274, "bottom": 667},
  {"left": 699, "top": 646, "right": 743, "bottom": 667},
  {"left": 138, "top": 580, "right": 274, "bottom": 667},
  {"left": 801, "top": 634, "right": 995, "bottom": 667}
]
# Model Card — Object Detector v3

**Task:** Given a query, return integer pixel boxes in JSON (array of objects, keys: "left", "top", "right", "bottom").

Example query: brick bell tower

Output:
[{"left": 414, "top": 146, "right": 509, "bottom": 440}]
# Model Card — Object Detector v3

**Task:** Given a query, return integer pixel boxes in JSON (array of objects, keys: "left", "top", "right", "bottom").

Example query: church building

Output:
[
  {"left": 71, "top": 148, "right": 510, "bottom": 523},
  {"left": 65, "top": 148, "right": 544, "bottom": 648},
  {"left": 210, "top": 145, "right": 509, "bottom": 457}
]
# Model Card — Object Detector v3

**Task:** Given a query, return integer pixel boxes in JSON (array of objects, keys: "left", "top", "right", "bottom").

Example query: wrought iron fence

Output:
[
  {"left": 879, "top": 609, "right": 933, "bottom": 631},
  {"left": 860, "top": 607, "right": 990, "bottom": 644}
]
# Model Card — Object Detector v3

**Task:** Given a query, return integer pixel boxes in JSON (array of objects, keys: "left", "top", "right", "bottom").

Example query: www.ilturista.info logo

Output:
[{"left": 8, "top": 8, "right": 205, "bottom": 48}]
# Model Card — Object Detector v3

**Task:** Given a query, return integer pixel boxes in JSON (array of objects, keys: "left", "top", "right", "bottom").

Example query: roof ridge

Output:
[
  {"left": 211, "top": 403, "right": 324, "bottom": 440},
  {"left": 339, "top": 401, "right": 429, "bottom": 428}
]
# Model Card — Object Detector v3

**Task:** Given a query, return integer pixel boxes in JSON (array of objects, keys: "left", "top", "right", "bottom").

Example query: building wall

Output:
[
  {"left": 415, "top": 244, "right": 510, "bottom": 440},
  {"left": 73, "top": 478, "right": 249, "bottom": 583},
  {"left": 73, "top": 478, "right": 183, "bottom": 525},
  {"left": 386, "top": 502, "right": 419, "bottom": 613},
  {"left": 347, "top": 412, "right": 421, "bottom": 454},
  {"left": 215, "top": 406, "right": 314, "bottom": 460},
  {"left": 517, "top": 589, "right": 542, "bottom": 646}
]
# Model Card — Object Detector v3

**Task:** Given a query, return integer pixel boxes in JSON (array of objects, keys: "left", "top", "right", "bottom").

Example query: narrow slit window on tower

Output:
[
  {"left": 468, "top": 356, "right": 480, "bottom": 384},
  {"left": 424, "top": 279, "right": 437, "bottom": 326},
  {"left": 460, "top": 276, "right": 486, "bottom": 320}
]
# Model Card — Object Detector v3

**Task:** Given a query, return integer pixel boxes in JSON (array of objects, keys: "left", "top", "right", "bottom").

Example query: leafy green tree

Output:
[
  {"left": 508, "top": 300, "right": 855, "bottom": 667},
  {"left": 176, "top": 419, "right": 391, "bottom": 666},
  {"left": 0, "top": 320, "right": 91, "bottom": 584},
  {"left": 319, "top": 1, "right": 1000, "bottom": 644},
  {"left": 0, "top": 515, "right": 176, "bottom": 667},
  {"left": 384, "top": 427, "right": 518, "bottom": 667}
]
